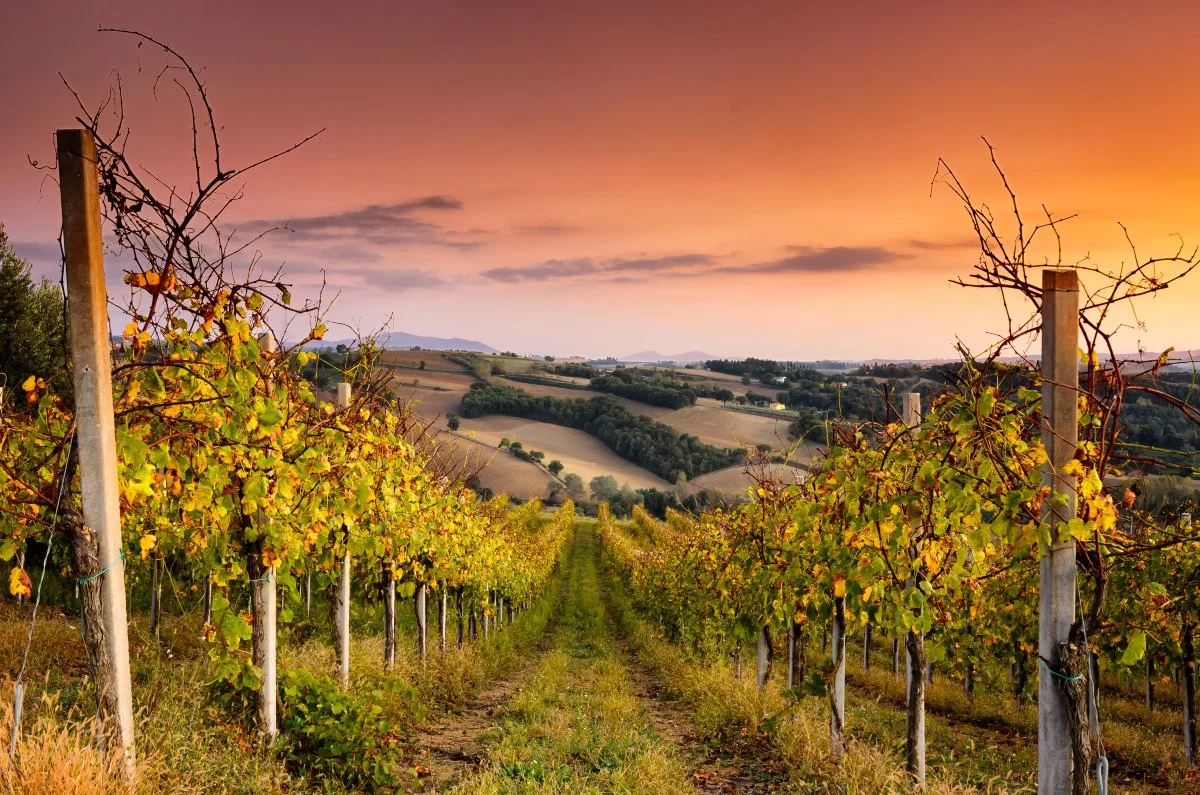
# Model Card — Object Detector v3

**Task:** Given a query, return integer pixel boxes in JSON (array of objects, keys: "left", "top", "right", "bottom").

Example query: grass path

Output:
[{"left": 436, "top": 523, "right": 700, "bottom": 794}]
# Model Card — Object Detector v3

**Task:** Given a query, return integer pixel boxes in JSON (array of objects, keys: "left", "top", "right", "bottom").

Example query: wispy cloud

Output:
[
  {"left": 715, "top": 245, "right": 911, "bottom": 275},
  {"left": 904, "top": 237, "right": 978, "bottom": 252},
  {"left": 11, "top": 240, "right": 61, "bottom": 267},
  {"left": 512, "top": 222, "right": 587, "bottom": 237},
  {"left": 281, "top": 257, "right": 450, "bottom": 293},
  {"left": 481, "top": 253, "right": 711, "bottom": 283},
  {"left": 241, "top": 196, "right": 482, "bottom": 251}
]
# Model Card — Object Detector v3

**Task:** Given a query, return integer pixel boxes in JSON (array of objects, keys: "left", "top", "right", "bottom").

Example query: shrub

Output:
[{"left": 278, "top": 668, "right": 407, "bottom": 790}]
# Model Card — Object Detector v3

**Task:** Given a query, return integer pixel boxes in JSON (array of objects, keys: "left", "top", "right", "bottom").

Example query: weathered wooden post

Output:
[
  {"left": 902, "top": 391, "right": 926, "bottom": 783},
  {"left": 382, "top": 561, "right": 396, "bottom": 671},
  {"left": 1184, "top": 622, "right": 1197, "bottom": 765},
  {"left": 483, "top": 586, "right": 490, "bottom": 639},
  {"left": 456, "top": 589, "right": 465, "bottom": 648},
  {"left": 1145, "top": 654, "right": 1154, "bottom": 713},
  {"left": 57, "top": 128, "right": 136, "bottom": 763},
  {"left": 1039, "top": 270, "right": 1080, "bottom": 793},
  {"left": 439, "top": 588, "right": 448, "bottom": 653},
  {"left": 830, "top": 596, "right": 846, "bottom": 757},
  {"left": 328, "top": 384, "right": 350, "bottom": 686},
  {"left": 202, "top": 577, "right": 213, "bottom": 625},
  {"left": 787, "top": 620, "right": 796, "bottom": 689},
  {"left": 756, "top": 625, "right": 771, "bottom": 689},
  {"left": 862, "top": 623, "right": 871, "bottom": 673},
  {"left": 250, "top": 332, "right": 280, "bottom": 741},
  {"left": 415, "top": 581, "right": 428, "bottom": 661},
  {"left": 149, "top": 557, "right": 161, "bottom": 641},
  {"left": 304, "top": 572, "right": 312, "bottom": 618}
]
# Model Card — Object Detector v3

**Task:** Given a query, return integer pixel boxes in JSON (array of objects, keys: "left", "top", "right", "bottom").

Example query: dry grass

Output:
[
  {"left": 659, "top": 403, "right": 794, "bottom": 451},
  {"left": 459, "top": 417, "right": 672, "bottom": 491},
  {"left": 0, "top": 692, "right": 141, "bottom": 795},
  {"left": 605, "top": 571, "right": 1030, "bottom": 794},
  {"left": 686, "top": 462, "right": 810, "bottom": 497}
]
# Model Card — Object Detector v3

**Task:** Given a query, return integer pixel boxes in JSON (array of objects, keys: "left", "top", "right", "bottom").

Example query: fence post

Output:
[
  {"left": 251, "top": 332, "right": 279, "bottom": 741},
  {"left": 149, "top": 557, "right": 160, "bottom": 641},
  {"left": 830, "top": 596, "right": 846, "bottom": 757},
  {"left": 456, "top": 589, "right": 465, "bottom": 648},
  {"left": 902, "top": 392, "right": 926, "bottom": 783},
  {"left": 1039, "top": 270, "right": 1079, "bottom": 792},
  {"left": 57, "top": 128, "right": 136, "bottom": 765},
  {"left": 382, "top": 561, "right": 396, "bottom": 671},
  {"left": 439, "top": 588, "right": 448, "bottom": 653},
  {"left": 415, "top": 581, "right": 428, "bottom": 661},
  {"left": 335, "top": 382, "right": 352, "bottom": 690},
  {"left": 756, "top": 625, "right": 771, "bottom": 689}
]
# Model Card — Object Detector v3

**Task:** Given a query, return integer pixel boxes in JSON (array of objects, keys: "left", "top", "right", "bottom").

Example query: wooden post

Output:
[
  {"left": 862, "top": 623, "right": 871, "bottom": 673},
  {"left": 202, "top": 578, "right": 213, "bottom": 626},
  {"left": 1145, "top": 654, "right": 1154, "bottom": 713},
  {"left": 902, "top": 392, "right": 926, "bottom": 784},
  {"left": 415, "top": 582, "right": 428, "bottom": 661},
  {"left": 15, "top": 550, "right": 24, "bottom": 606},
  {"left": 830, "top": 597, "right": 846, "bottom": 757},
  {"left": 250, "top": 332, "right": 279, "bottom": 741},
  {"left": 905, "top": 629, "right": 927, "bottom": 782},
  {"left": 382, "top": 562, "right": 396, "bottom": 671},
  {"left": 468, "top": 607, "right": 477, "bottom": 641},
  {"left": 456, "top": 589, "right": 465, "bottom": 648},
  {"left": 892, "top": 638, "right": 900, "bottom": 680},
  {"left": 439, "top": 588, "right": 448, "bottom": 653},
  {"left": 1184, "top": 622, "right": 1196, "bottom": 766},
  {"left": 1039, "top": 269, "right": 1080, "bottom": 793},
  {"left": 483, "top": 587, "right": 490, "bottom": 639},
  {"left": 335, "top": 382, "right": 352, "bottom": 690},
  {"left": 304, "top": 572, "right": 312, "bottom": 618},
  {"left": 57, "top": 128, "right": 136, "bottom": 763},
  {"left": 149, "top": 557, "right": 161, "bottom": 641},
  {"left": 787, "top": 620, "right": 796, "bottom": 689},
  {"left": 756, "top": 625, "right": 771, "bottom": 689}
]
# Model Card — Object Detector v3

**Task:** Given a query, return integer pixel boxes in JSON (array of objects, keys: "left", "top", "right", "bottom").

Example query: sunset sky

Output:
[{"left": 4, "top": 1, "right": 1200, "bottom": 360}]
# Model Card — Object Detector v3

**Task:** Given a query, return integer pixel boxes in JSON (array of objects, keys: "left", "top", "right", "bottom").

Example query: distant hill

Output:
[
  {"left": 621, "top": 350, "right": 717, "bottom": 363},
  {"left": 310, "top": 331, "right": 497, "bottom": 353}
]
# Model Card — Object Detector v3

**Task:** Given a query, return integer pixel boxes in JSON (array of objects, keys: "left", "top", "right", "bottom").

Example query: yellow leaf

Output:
[
  {"left": 833, "top": 574, "right": 846, "bottom": 599},
  {"left": 9, "top": 568, "right": 31, "bottom": 598},
  {"left": 20, "top": 376, "right": 36, "bottom": 392},
  {"left": 140, "top": 534, "right": 157, "bottom": 560}
]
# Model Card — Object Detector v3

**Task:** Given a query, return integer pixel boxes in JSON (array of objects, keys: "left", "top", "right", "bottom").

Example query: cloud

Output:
[
  {"left": 350, "top": 267, "right": 447, "bottom": 292},
  {"left": 11, "top": 240, "right": 61, "bottom": 266},
  {"left": 240, "top": 196, "right": 481, "bottom": 251},
  {"left": 281, "top": 258, "right": 449, "bottom": 292},
  {"left": 904, "top": 237, "right": 978, "bottom": 252},
  {"left": 512, "top": 222, "right": 586, "bottom": 237},
  {"left": 481, "top": 253, "right": 711, "bottom": 283},
  {"left": 717, "top": 245, "right": 910, "bottom": 275}
]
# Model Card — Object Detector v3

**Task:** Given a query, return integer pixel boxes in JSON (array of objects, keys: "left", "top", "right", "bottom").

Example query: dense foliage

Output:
[{"left": 0, "top": 226, "right": 67, "bottom": 402}]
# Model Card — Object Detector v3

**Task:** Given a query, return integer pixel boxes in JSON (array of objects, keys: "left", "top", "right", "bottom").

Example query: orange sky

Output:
[{"left": 4, "top": 1, "right": 1200, "bottom": 359}]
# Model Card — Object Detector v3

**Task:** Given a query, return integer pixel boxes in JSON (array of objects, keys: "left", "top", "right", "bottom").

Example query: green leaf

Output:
[
  {"left": 1120, "top": 632, "right": 1147, "bottom": 666},
  {"left": 258, "top": 401, "right": 284, "bottom": 427}
]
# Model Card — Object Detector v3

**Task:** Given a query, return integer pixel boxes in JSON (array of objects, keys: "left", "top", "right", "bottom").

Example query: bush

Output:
[{"left": 278, "top": 668, "right": 408, "bottom": 790}]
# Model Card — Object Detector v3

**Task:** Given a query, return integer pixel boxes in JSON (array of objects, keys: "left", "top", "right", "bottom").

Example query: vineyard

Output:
[{"left": 4, "top": 32, "right": 1200, "bottom": 795}]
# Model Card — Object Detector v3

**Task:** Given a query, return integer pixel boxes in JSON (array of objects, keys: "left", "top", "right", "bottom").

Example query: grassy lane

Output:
[{"left": 445, "top": 523, "right": 694, "bottom": 794}]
